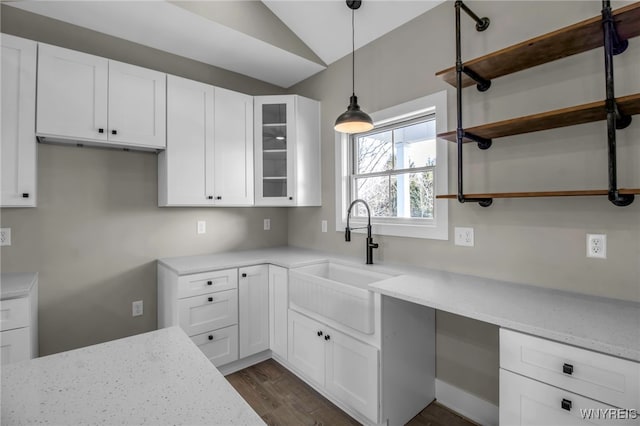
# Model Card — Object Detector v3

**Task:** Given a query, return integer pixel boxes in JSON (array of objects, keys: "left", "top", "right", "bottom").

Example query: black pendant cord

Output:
[
  {"left": 602, "top": 0, "right": 633, "bottom": 206},
  {"left": 454, "top": 1, "right": 492, "bottom": 207},
  {"left": 351, "top": 8, "right": 355, "bottom": 97}
]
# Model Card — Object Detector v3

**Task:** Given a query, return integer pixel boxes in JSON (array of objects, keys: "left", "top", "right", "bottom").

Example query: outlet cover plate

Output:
[
  {"left": 321, "top": 220, "right": 328, "bottom": 233},
  {"left": 132, "top": 300, "right": 143, "bottom": 317},
  {"left": 454, "top": 227, "right": 474, "bottom": 247},
  {"left": 0, "top": 228, "right": 11, "bottom": 246},
  {"left": 264, "top": 218, "right": 271, "bottom": 231},
  {"left": 197, "top": 221, "right": 206, "bottom": 234},
  {"left": 587, "top": 234, "right": 607, "bottom": 259}
]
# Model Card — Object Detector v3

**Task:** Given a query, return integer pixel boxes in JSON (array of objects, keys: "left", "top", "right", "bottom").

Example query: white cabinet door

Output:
[
  {"left": 325, "top": 327, "right": 379, "bottom": 423},
  {"left": 108, "top": 60, "right": 166, "bottom": 149},
  {"left": 160, "top": 75, "right": 214, "bottom": 206},
  {"left": 213, "top": 87, "right": 254, "bottom": 206},
  {"left": 269, "top": 265, "right": 288, "bottom": 359},
  {"left": 0, "top": 327, "right": 31, "bottom": 365},
  {"left": 239, "top": 265, "right": 269, "bottom": 358},
  {"left": 288, "top": 310, "right": 325, "bottom": 386},
  {"left": 1, "top": 34, "right": 37, "bottom": 207},
  {"left": 37, "top": 43, "right": 108, "bottom": 142},
  {"left": 499, "top": 369, "right": 631, "bottom": 426},
  {"left": 254, "top": 95, "right": 296, "bottom": 206}
]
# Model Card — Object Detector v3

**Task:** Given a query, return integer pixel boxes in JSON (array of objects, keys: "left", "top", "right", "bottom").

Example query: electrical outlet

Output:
[
  {"left": 132, "top": 300, "right": 143, "bottom": 317},
  {"left": 197, "top": 221, "right": 206, "bottom": 234},
  {"left": 454, "top": 227, "right": 474, "bottom": 247},
  {"left": 264, "top": 218, "right": 271, "bottom": 231},
  {"left": 321, "top": 220, "right": 328, "bottom": 233},
  {"left": 587, "top": 234, "right": 607, "bottom": 259},
  {"left": 0, "top": 228, "right": 11, "bottom": 246}
]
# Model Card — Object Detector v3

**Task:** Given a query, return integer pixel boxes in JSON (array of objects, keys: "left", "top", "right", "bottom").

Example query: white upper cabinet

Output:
[
  {"left": 36, "top": 43, "right": 165, "bottom": 150},
  {"left": 159, "top": 76, "right": 254, "bottom": 206},
  {"left": 160, "top": 75, "right": 214, "bottom": 206},
  {"left": 254, "top": 95, "right": 321, "bottom": 207},
  {"left": 213, "top": 87, "right": 254, "bottom": 206},
  {"left": 1, "top": 34, "right": 37, "bottom": 207}
]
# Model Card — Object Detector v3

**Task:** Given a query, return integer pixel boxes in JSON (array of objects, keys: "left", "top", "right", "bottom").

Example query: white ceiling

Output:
[{"left": 6, "top": 0, "right": 444, "bottom": 88}]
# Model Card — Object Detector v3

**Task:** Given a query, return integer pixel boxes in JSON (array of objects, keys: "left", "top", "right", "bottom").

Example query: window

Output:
[{"left": 335, "top": 91, "right": 448, "bottom": 240}]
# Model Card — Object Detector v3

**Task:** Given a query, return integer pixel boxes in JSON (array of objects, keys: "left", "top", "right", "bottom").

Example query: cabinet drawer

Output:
[
  {"left": 500, "top": 369, "right": 638, "bottom": 426},
  {"left": 0, "top": 298, "right": 30, "bottom": 331},
  {"left": 1, "top": 327, "right": 31, "bottom": 365},
  {"left": 501, "top": 329, "right": 639, "bottom": 409},
  {"left": 178, "top": 289, "right": 238, "bottom": 336},
  {"left": 190, "top": 325, "right": 239, "bottom": 367},
  {"left": 178, "top": 269, "right": 237, "bottom": 299}
]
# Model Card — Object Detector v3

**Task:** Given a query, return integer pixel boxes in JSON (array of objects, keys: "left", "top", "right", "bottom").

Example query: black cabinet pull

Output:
[
  {"left": 208, "top": 335, "right": 214, "bottom": 340},
  {"left": 111, "top": 130, "right": 117, "bottom": 135},
  {"left": 289, "top": 196, "right": 293, "bottom": 200},
  {"left": 324, "top": 335, "right": 330, "bottom": 341},
  {"left": 563, "top": 363, "right": 574, "bottom": 375},
  {"left": 207, "top": 196, "right": 213, "bottom": 200},
  {"left": 22, "top": 193, "right": 29, "bottom": 198},
  {"left": 561, "top": 399, "right": 572, "bottom": 411},
  {"left": 216, "top": 196, "right": 222, "bottom": 200},
  {"left": 208, "top": 297, "right": 213, "bottom": 302},
  {"left": 241, "top": 273, "right": 247, "bottom": 278},
  {"left": 207, "top": 281, "right": 212, "bottom": 286},
  {"left": 317, "top": 331, "right": 323, "bottom": 337},
  {"left": 98, "top": 128, "right": 104, "bottom": 133}
]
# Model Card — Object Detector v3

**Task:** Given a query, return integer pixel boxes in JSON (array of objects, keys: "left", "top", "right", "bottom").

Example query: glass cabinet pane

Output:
[{"left": 261, "top": 103, "right": 288, "bottom": 198}]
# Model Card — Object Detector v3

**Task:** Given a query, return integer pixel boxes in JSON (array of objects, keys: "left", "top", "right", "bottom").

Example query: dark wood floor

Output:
[{"left": 226, "top": 359, "right": 476, "bottom": 426}]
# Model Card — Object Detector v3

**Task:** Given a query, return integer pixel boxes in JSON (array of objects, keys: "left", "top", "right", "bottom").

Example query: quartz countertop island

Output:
[{"left": 1, "top": 327, "right": 265, "bottom": 425}]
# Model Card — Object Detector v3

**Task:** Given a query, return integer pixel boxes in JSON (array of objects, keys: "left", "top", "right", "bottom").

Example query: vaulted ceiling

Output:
[{"left": 5, "top": 0, "right": 444, "bottom": 88}]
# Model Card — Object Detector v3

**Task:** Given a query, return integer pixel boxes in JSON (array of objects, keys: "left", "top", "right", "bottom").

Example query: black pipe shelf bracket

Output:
[
  {"left": 455, "top": 1, "right": 493, "bottom": 207},
  {"left": 602, "top": 0, "right": 634, "bottom": 206}
]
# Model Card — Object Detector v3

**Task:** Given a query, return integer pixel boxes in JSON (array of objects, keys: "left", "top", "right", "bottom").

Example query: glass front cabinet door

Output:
[{"left": 254, "top": 96, "right": 296, "bottom": 206}]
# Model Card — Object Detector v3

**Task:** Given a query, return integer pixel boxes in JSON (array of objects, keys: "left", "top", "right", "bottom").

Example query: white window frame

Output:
[{"left": 335, "top": 90, "right": 448, "bottom": 240}]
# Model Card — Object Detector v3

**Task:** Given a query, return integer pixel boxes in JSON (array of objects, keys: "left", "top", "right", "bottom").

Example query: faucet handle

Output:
[
  {"left": 345, "top": 227, "right": 351, "bottom": 242},
  {"left": 369, "top": 241, "right": 379, "bottom": 248}
]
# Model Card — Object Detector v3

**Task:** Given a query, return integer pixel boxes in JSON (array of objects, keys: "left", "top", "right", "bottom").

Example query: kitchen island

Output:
[{"left": 1, "top": 326, "right": 265, "bottom": 425}]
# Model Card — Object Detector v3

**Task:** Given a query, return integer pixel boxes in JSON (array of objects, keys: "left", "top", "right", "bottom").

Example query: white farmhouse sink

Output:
[{"left": 289, "top": 261, "right": 392, "bottom": 334}]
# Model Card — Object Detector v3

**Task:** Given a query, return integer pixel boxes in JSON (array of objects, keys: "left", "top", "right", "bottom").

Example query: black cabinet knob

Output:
[
  {"left": 317, "top": 331, "right": 323, "bottom": 337},
  {"left": 207, "top": 196, "right": 213, "bottom": 200},
  {"left": 324, "top": 335, "right": 330, "bottom": 341},
  {"left": 241, "top": 273, "right": 247, "bottom": 278},
  {"left": 208, "top": 335, "right": 214, "bottom": 341},
  {"left": 207, "top": 281, "right": 212, "bottom": 286},
  {"left": 98, "top": 128, "right": 104, "bottom": 133},
  {"left": 111, "top": 130, "right": 117, "bottom": 135},
  {"left": 208, "top": 297, "right": 213, "bottom": 302},
  {"left": 216, "top": 196, "right": 222, "bottom": 200},
  {"left": 22, "top": 193, "right": 29, "bottom": 198},
  {"left": 561, "top": 399, "right": 572, "bottom": 411},
  {"left": 563, "top": 363, "right": 574, "bottom": 375},
  {"left": 289, "top": 196, "right": 293, "bottom": 200}
]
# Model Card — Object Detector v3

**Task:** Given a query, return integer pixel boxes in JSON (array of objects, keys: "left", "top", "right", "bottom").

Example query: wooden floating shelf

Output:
[
  {"left": 437, "top": 189, "right": 640, "bottom": 200},
  {"left": 438, "top": 93, "right": 640, "bottom": 143},
  {"left": 436, "top": 2, "right": 640, "bottom": 88}
]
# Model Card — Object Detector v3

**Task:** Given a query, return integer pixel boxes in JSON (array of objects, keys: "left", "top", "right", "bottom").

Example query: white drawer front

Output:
[
  {"left": 191, "top": 325, "right": 239, "bottom": 367},
  {"left": 177, "top": 269, "right": 237, "bottom": 299},
  {"left": 0, "top": 327, "right": 31, "bottom": 365},
  {"left": 501, "top": 329, "right": 639, "bottom": 410},
  {"left": 0, "top": 298, "right": 30, "bottom": 332},
  {"left": 500, "top": 369, "right": 639, "bottom": 426},
  {"left": 178, "top": 289, "right": 238, "bottom": 336}
]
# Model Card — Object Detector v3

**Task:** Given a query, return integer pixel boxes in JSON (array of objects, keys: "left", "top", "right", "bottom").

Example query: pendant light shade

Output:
[{"left": 334, "top": 0, "right": 373, "bottom": 134}]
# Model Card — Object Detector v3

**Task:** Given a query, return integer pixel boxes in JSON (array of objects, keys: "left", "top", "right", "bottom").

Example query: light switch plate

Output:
[
  {"left": 0, "top": 228, "right": 11, "bottom": 246},
  {"left": 321, "top": 220, "right": 328, "bottom": 233},
  {"left": 264, "top": 218, "right": 271, "bottom": 231},
  {"left": 197, "top": 221, "right": 206, "bottom": 234},
  {"left": 454, "top": 227, "right": 474, "bottom": 247}
]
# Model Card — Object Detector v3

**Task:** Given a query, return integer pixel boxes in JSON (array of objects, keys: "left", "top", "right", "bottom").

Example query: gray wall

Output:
[
  {"left": 0, "top": 7, "right": 288, "bottom": 355},
  {"left": 288, "top": 1, "right": 640, "bottom": 405}
]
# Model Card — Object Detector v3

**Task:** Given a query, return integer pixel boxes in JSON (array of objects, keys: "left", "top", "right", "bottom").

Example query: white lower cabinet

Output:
[
  {"left": 269, "top": 265, "right": 288, "bottom": 360},
  {"left": 239, "top": 265, "right": 270, "bottom": 358},
  {"left": 288, "top": 310, "right": 379, "bottom": 423},
  {"left": 0, "top": 273, "right": 39, "bottom": 365},
  {"left": 190, "top": 325, "right": 239, "bottom": 367},
  {"left": 500, "top": 329, "right": 640, "bottom": 426},
  {"left": 178, "top": 289, "right": 238, "bottom": 337}
]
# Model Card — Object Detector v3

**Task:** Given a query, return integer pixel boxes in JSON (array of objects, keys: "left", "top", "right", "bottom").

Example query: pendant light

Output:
[{"left": 334, "top": 0, "right": 374, "bottom": 134}]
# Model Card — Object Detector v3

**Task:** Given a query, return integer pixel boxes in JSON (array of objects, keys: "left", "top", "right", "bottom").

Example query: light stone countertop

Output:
[
  {"left": 1, "top": 272, "right": 38, "bottom": 300},
  {"left": 159, "top": 246, "right": 640, "bottom": 362},
  {"left": 1, "top": 327, "right": 265, "bottom": 425}
]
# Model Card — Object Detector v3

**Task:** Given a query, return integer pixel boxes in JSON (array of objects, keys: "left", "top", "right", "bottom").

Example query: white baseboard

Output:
[
  {"left": 218, "top": 350, "right": 272, "bottom": 376},
  {"left": 435, "top": 379, "right": 498, "bottom": 426}
]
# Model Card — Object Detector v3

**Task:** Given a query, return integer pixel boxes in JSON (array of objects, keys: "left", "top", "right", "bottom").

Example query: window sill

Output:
[{"left": 337, "top": 218, "right": 448, "bottom": 240}]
